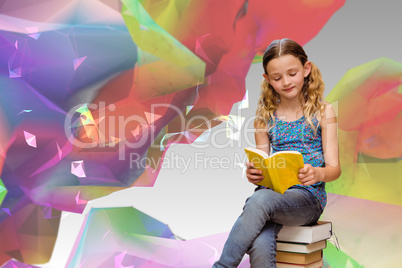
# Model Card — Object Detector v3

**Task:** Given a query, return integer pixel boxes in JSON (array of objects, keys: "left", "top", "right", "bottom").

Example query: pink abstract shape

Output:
[
  {"left": 27, "top": 33, "right": 41, "bottom": 40},
  {"left": 75, "top": 191, "right": 88, "bottom": 205},
  {"left": 79, "top": 257, "right": 87, "bottom": 268},
  {"left": 30, "top": 141, "right": 72, "bottom": 177},
  {"left": 56, "top": 143, "right": 62, "bottom": 159},
  {"left": 114, "top": 251, "right": 135, "bottom": 268},
  {"left": 130, "top": 165, "right": 158, "bottom": 187},
  {"left": 71, "top": 160, "right": 86, "bottom": 178},
  {"left": 25, "top": 27, "right": 41, "bottom": 39},
  {"left": 9, "top": 67, "right": 21, "bottom": 78},
  {"left": 114, "top": 251, "right": 125, "bottom": 268},
  {"left": 144, "top": 111, "right": 163, "bottom": 125},
  {"left": 24, "top": 27, "right": 38, "bottom": 33},
  {"left": 103, "top": 228, "right": 111, "bottom": 240},
  {"left": 42, "top": 206, "right": 53, "bottom": 219},
  {"left": 73, "top": 56, "right": 87, "bottom": 70},
  {"left": 23, "top": 131, "right": 37, "bottom": 148},
  {"left": 323, "top": 194, "right": 402, "bottom": 266},
  {"left": 196, "top": 34, "right": 214, "bottom": 64},
  {"left": 205, "top": 243, "right": 220, "bottom": 265},
  {"left": 131, "top": 125, "right": 141, "bottom": 139},
  {"left": 1, "top": 259, "right": 40, "bottom": 268},
  {"left": 1, "top": 208, "right": 10, "bottom": 216}
]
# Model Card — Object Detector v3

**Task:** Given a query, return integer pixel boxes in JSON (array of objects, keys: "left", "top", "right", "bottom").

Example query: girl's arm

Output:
[
  {"left": 298, "top": 103, "right": 342, "bottom": 185},
  {"left": 246, "top": 129, "right": 270, "bottom": 184},
  {"left": 255, "top": 128, "right": 270, "bottom": 154}
]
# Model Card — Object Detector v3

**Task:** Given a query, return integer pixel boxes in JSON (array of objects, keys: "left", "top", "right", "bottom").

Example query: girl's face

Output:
[{"left": 263, "top": 54, "right": 311, "bottom": 102}]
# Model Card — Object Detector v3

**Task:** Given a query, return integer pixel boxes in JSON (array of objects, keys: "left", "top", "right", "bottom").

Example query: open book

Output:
[{"left": 244, "top": 147, "right": 304, "bottom": 194}]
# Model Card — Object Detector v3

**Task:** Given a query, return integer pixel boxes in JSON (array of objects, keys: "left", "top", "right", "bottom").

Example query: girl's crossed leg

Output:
[{"left": 213, "top": 187, "right": 322, "bottom": 268}]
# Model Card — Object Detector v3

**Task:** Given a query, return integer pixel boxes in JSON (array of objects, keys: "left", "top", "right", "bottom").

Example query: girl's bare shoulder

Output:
[{"left": 318, "top": 101, "right": 337, "bottom": 125}]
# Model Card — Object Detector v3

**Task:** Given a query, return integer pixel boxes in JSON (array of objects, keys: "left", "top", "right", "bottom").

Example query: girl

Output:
[{"left": 212, "top": 38, "right": 341, "bottom": 268}]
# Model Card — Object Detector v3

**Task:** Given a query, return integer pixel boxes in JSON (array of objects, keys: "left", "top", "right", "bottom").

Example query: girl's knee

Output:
[
  {"left": 248, "top": 189, "right": 277, "bottom": 204},
  {"left": 244, "top": 189, "right": 278, "bottom": 211},
  {"left": 251, "top": 232, "right": 272, "bottom": 250}
]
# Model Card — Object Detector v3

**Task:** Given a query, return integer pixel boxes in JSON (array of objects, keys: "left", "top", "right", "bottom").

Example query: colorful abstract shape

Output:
[
  {"left": 121, "top": 0, "right": 206, "bottom": 100},
  {"left": 0, "top": 203, "right": 61, "bottom": 264},
  {"left": 67, "top": 206, "right": 250, "bottom": 268},
  {"left": 322, "top": 57, "right": 402, "bottom": 266},
  {"left": 0, "top": 179, "right": 6, "bottom": 206},
  {"left": 0, "top": 0, "right": 345, "bottom": 266},
  {"left": 325, "top": 57, "right": 402, "bottom": 206},
  {"left": 323, "top": 241, "right": 363, "bottom": 268},
  {"left": 322, "top": 194, "right": 402, "bottom": 267},
  {"left": 1, "top": 259, "right": 40, "bottom": 268}
]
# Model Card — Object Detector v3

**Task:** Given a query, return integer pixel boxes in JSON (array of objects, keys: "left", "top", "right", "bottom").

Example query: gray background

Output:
[{"left": 46, "top": 0, "right": 402, "bottom": 267}]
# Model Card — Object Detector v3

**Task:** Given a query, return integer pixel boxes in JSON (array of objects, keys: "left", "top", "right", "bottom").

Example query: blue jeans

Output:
[{"left": 212, "top": 187, "right": 323, "bottom": 268}]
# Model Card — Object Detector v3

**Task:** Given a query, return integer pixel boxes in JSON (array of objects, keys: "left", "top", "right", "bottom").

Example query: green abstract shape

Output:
[
  {"left": 325, "top": 57, "right": 402, "bottom": 206},
  {"left": 0, "top": 178, "right": 7, "bottom": 206},
  {"left": 68, "top": 206, "right": 175, "bottom": 267},
  {"left": 121, "top": 0, "right": 205, "bottom": 99},
  {"left": 105, "top": 207, "right": 174, "bottom": 238},
  {"left": 75, "top": 103, "right": 95, "bottom": 125},
  {"left": 252, "top": 54, "right": 263, "bottom": 63},
  {"left": 324, "top": 242, "right": 364, "bottom": 268}
]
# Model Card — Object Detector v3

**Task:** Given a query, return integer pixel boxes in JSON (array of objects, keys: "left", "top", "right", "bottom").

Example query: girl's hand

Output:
[
  {"left": 298, "top": 164, "right": 321, "bottom": 186},
  {"left": 246, "top": 162, "right": 264, "bottom": 185}
]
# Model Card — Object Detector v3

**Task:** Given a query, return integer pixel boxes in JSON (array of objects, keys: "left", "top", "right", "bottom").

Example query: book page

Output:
[
  {"left": 266, "top": 152, "right": 304, "bottom": 194},
  {"left": 244, "top": 148, "right": 274, "bottom": 189}
]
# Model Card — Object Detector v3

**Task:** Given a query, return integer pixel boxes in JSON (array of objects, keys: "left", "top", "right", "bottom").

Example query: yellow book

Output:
[{"left": 244, "top": 147, "right": 304, "bottom": 194}]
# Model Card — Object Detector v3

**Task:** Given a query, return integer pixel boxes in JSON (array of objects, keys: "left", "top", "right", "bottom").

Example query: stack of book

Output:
[{"left": 275, "top": 221, "right": 332, "bottom": 268}]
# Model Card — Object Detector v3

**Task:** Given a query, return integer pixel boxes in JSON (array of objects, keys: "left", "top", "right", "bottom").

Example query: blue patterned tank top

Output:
[{"left": 267, "top": 112, "right": 327, "bottom": 210}]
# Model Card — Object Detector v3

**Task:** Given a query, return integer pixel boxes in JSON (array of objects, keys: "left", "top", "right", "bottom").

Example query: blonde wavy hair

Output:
[{"left": 254, "top": 38, "right": 325, "bottom": 134}]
